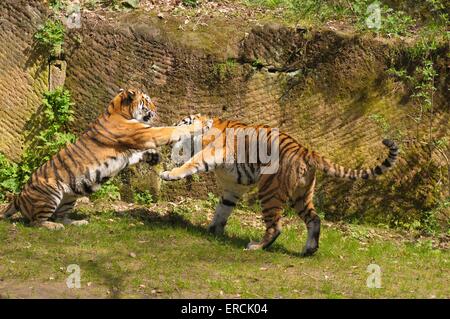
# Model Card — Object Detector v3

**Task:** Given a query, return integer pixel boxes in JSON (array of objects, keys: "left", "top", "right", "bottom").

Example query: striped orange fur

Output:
[
  {"left": 162, "top": 115, "right": 399, "bottom": 256},
  {"left": 0, "top": 90, "right": 210, "bottom": 230}
]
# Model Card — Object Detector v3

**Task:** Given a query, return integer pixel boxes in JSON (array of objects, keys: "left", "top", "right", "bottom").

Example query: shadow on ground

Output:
[{"left": 111, "top": 207, "right": 303, "bottom": 258}]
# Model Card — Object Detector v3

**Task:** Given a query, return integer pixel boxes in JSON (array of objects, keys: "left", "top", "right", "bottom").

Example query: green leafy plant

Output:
[
  {"left": 0, "top": 154, "right": 20, "bottom": 202},
  {"left": 412, "top": 60, "right": 437, "bottom": 141},
  {"left": 381, "top": 9, "right": 415, "bottom": 36},
  {"left": 425, "top": 0, "right": 448, "bottom": 25},
  {"left": 91, "top": 180, "right": 121, "bottom": 201},
  {"left": 0, "top": 88, "right": 76, "bottom": 197},
  {"left": 386, "top": 67, "right": 414, "bottom": 83},
  {"left": 351, "top": 1, "right": 415, "bottom": 36},
  {"left": 34, "top": 18, "right": 65, "bottom": 57},
  {"left": 251, "top": 59, "right": 265, "bottom": 69},
  {"left": 133, "top": 190, "right": 155, "bottom": 205},
  {"left": 388, "top": 27, "right": 445, "bottom": 146},
  {"left": 19, "top": 88, "right": 76, "bottom": 184},
  {"left": 213, "top": 59, "right": 238, "bottom": 82},
  {"left": 207, "top": 192, "right": 220, "bottom": 208}
]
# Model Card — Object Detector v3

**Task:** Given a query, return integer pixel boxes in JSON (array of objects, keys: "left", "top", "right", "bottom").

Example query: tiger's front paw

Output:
[
  {"left": 160, "top": 171, "right": 182, "bottom": 181},
  {"left": 143, "top": 151, "right": 161, "bottom": 166},
  {"left": 245, "top": 241, "right": 264, "bottom": 251},
  {"left": 35, "top": 221, "right": 65, "bottom": 230}
]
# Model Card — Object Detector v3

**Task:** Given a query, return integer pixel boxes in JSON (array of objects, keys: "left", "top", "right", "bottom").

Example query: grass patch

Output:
[
  {"left": 0, "top": 199, "right": 448, "bottom": 298},
  {"left": 241, "top": 0, "right": 449, "bottom": 37}
]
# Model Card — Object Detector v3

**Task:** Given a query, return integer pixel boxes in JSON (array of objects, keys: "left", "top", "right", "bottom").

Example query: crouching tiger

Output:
[
  {"left": 0, "top": 90, "right": 211, "bottom": 230},
  {"left": 161, "top": 115, "right": 398, "bottom": 256}
]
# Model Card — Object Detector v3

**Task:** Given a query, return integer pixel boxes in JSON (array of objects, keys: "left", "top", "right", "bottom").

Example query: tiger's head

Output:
[
  {"left": 171, "top": 113, "right": 213, "bottom": 165},
  {"left": 109, "top": 88, "right": 157, "bottom": 124}
]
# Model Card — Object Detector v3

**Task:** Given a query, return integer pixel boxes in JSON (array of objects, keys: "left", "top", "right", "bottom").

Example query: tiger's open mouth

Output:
[{"left": 143, "top": 111, "right": 156, "bottom": 123}]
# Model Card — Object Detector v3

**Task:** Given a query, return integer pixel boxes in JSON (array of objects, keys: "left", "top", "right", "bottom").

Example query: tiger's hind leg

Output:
[
  {"left": 208, "top": 187, "right": 246, "bottom": 236},
  {"left": 0, "top": 202, "right": 17, "bottom": 220},
  {"left": 291, "top": 176, "right": 320, "bottom": 256},
  {"left": 31, "top": 205, "right": 65, "bottom": 230},
  {"left": 31, "top": 204, "right": 65, "bottom": 230},
  {"left": 54, "top": 197, "right": 88, "bottom": 226},
  {"left": 17, "top": 183, "right": 65, "bottom": 230},
  {"left": 246, "top": 192, "right": 283, "bottom": 250}
]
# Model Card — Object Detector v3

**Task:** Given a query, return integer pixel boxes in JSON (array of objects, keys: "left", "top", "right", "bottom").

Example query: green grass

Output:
[
  {"left": 0, "top": 199, "right": 448, "bottom": 298},
  {"left": 241, "top": 0, "right": 449, "bottom": 37}
]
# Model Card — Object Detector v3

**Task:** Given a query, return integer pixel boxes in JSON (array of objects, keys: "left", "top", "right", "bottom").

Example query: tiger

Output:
[
  {"left": 0, "top": 89, "right": 211, "bottom": 230},
  {"left": 160, "top": 114, "right": 398, "bottom": 256}
]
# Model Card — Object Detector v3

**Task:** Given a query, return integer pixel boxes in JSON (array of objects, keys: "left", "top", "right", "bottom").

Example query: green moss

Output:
[{"left": 213, "top": 59, "right": 239, "bottom": 82}]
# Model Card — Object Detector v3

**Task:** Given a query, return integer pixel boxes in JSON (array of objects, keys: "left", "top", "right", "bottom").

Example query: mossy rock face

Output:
[
  {"left": 117, "top": 164, "right": 161, "bottom": 203},
  {"left": 0, "top": 1, "right": 448, "bottom": 228},
  {"left": 0, "top": 0, "right": 50, "bottom": 161}
]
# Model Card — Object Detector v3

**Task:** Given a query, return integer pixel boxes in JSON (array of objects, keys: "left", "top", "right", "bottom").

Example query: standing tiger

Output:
[
  {"left": 0, "top": 89, "right": 211, "bottom": 230},
  {"left": 161, "top": 114, "right": 398, "bottom": 256}
]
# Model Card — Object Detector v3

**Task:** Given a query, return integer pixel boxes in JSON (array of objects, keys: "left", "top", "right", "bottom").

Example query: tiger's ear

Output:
[
  {"left": 118, "top": 88, "right": 124, "bottom": 93},
  {"left": 127, "top": 89, "right": 136, "bottom": 100}
]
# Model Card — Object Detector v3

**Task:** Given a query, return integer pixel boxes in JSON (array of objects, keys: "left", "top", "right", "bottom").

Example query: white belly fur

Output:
[{"left": 64, "top": 150, "right": 153, "bottom": 196}]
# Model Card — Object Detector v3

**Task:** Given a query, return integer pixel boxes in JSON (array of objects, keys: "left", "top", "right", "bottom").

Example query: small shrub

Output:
[
  {"left": 352, "top": 1, "right": 415, "bottom": 36},
  {"left": 386, "top": 67, "right": 414, "bottom": 83},
  {"left": 0, "top": 154, "right": 20, "bottom": 202},
  {"left": 20, "top": 88, "right": 76, "bottom": 184},
  {"left": 213, "top": 59, "right": 238, "bottom": 82},
  {"left": 207, "top": 192, "right": 220, "bottom": 208},
  {"left": 381, "top": 8, "right": 415, "bottom": 36},
  {"left": 252, "top": 59, "right": 265, "bottom": 69},
  {"left": 412, "top": 60, "right": 437, "bottom": 113},
  {"left": 0, "top": 88, "right": 76, "bottom": 197},
  {"left": 134, "top": 190, "right": 155, "bottom": 205},
  {"left": 34, "top": 18, "right": 65, "bottom": 57},
  {"left": 91, "top": 180, "right": 121, "bottom": 201}
]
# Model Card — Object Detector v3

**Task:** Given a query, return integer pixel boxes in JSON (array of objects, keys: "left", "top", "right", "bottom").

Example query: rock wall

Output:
[
  {"left": 0, "top": 1, "right": 448, "bottom": 224},
  {"left": 0, "top": 0, "right": 49, "bottom": 160}
]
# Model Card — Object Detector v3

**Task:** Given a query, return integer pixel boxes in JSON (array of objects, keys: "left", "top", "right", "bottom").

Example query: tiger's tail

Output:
[
  {"left": 309, "top": 139, "right": 399, "bottom": 180},
  {"left": 0, "top": 201, "right": 17, "bottom": 220}
]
